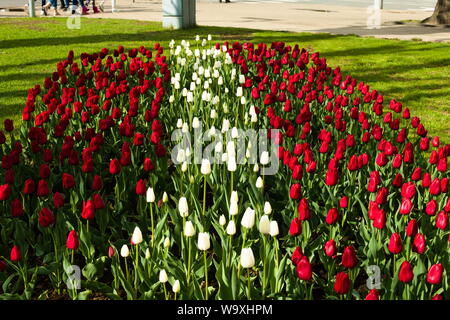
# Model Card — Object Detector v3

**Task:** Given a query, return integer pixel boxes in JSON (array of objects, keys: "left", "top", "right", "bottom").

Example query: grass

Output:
[{"left": 0, "top": 17, "right": 449, "bottom": 143}]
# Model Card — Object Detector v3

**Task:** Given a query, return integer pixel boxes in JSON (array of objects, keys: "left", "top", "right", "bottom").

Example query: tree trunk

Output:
[{"left": 422, "top": 0, "right": 450, "bottom": 25}]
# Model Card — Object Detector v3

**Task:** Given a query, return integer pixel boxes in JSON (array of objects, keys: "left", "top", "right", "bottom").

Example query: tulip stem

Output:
[
  {"left": 135, "top": 244, "right": 139, "bottom": 297},
  {"left": 187, "top": 237, "right": 192, "bottom": 284},
  {"left": 163, "top": 282, "right": 168, "bottom": 300},
  {"left": 247, "top": 268, "right": 251, "bottom": 300},
  {"left": 124, "top": 257, "right": 129, "bottom": 282},
  {"left": 149, "top": 203, "right": 154, "bottom": 244},
  {"left": 204, "top": 251, "right": 208, "bottom": 300},
  {"left": 202, "top": 176, "right": 207, "bottom": 223}
]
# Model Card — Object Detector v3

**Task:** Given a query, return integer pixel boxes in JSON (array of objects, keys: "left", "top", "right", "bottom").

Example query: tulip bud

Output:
[
  {"left": 241, "top": 207, "right": 256, "bottom": 229},
  {"left": 192, "top": 117, "right": 200, "bottom": 129},
  {"left": 178, "top": 197, "right": 189, "bottom": 217},
  {"left": 296, "top": 256, "right": 312, "bottom": 281},
  {"left": 164, "top": 237, "right": 171, "bottom": 248},
  {"left": 255, "top": 176, "right": 264, "bottom": 189},
  {"left": 146, "top": 187, "right": 156, "bottom": 203},
  {"left": 388, "top": 233, "right": 403, "bottom": 254},
  {"left": 230, "top": 191, "right": 239, "bottom": 204},
  {"left": 229, "top": 200, "right": 239, "bottom": 216},
  {"left": 226, "top": 220, "right": 236, "bottom": 235},
  {"left": 269, "top": 221, "right": 279, "bottom": 237},
  {"left": 398, "top": 261, "right": 414, "bottom": 283},
  {"left": 159, "top": 269, "right": 168, "bottom": 283},
  {"left": 324, "top": 239, "right": 337, "bottom": 257},
  {"left": 172, "top": 280, "right": 180, "bottom": 293},
  {"left": 66, "top": 230, "right": 79, "bottom": 250},
  {"left": 260, "top": 151, "right": 269, "bottom": 165},
  {"left": 342, "top": 246, "right": 358, "bottom": 269},
  {"left": 145, "top": 248, "right": 151, "bottom": 259},
  {"left": 263, "top": 201, "right": 272, "bottom": 215},
  {"left": 184, "top": 221, "right": 196, "bottom": 237},
  {"left": 227, "top": 156, "right": 237, "bottom": 172},
  {"left": 131, "top": 226, "right": 143, "bottom": 245},
  {"left": 334, "top": 272, "right": 350, "bottom": 295},
  {"left": 365, "top": 289, "right": 379, "bottom": 300},
  {"left": 120, "top": 244, "right": 130, "bottom": 258},
  {"left": 219, "top": 215, "right": 226, "bottom": 226},
  {"left": 10, "top": 245, "right": 21, "bottom": 262},
  {"left": 162, "top": 192, "right": 168, "bottom": 203},
  {"left": 258, "top": 215, "right": 271, "bottom": 234},
  {"left": 253, "top": 163, "right": 260, "bottom": 172},
  {"left": 197, "top": 232, "right": 210, "bottom": 251},
  {"left": 240, "top": 247, "right": 255, "bottom": 268},
  {"left": 289, "top": 217, "right": 302, "bottom": 236},
  {"left": 427, "top": 263, "right": 443, "bottom": 285},
  {"left": 200, "top": 159, "right": 211, "bottom": 175}
]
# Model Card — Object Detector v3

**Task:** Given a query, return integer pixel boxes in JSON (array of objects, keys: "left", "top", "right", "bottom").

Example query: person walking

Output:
[
  {"left": 71, "top": 0, "right": 89, "bottom": 14},
  {"left": 42, "top": 0, "right": 60, "bottom": 16}
]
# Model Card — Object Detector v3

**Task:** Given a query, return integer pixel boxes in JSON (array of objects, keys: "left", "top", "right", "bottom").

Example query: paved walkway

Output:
[{"left": 1, "top": 0, "right": 449, "bottom": 42}]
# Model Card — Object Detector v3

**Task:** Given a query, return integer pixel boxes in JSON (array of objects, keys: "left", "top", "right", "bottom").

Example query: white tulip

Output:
[
  {"left": 169, "top": 95, "right": 175, "bottom": 103},
  {"left": 226, "top": 140, "right": 236, "bottom": 156},
  {"left": 181, "top": 161, "right": 188, "bottom": 172},
  {"left": 162, "top": 192, "right": 168, "bottom": 203},
  {"left": 241, "top": 208, "right": 255, "bottom": 229},
  {"left": 159, "top": 269, "right": 168, "bottom": 283},
  {"left": 201, "top": 159, "right": 211, "bottom": 175},
  {"left": 230, "top": 191, "right": 239, "bottom": 204},
  {"left": 269, "top": 221, "right": 279, "bottom": 237},
  {"left": 131, "top": 226, "right": 143, "bottom": 245},
  {"left": 145, "top": 248, "right": 151, "bottom": 259},
  {"left": 226, "top": 220, "right": 236, "bottom": 235},
  {"left": 197, "top": 232, "right": 210, "bottom": 251},
  {"left": 203, "top": 81, "right": 209, "bottom": 89},
  {"left": 227, "top": 156, "right": 237, "bottom": 172},
  {"left": 179, "top": 197, "right": 189, "bottom": 217},
  {"left": 260, "top": 151, "right": 270, "bottom": 165},
  {"left": 204, "top": 68, "right": 211, "bottom": 78},
  {"left": 187, "top": 91, "right": 194, "bottom": 102},
  {"left": 231, "top": 127, "right": 239, "bottom": 139},
  {"left": 219, "top": 215, "right": 226, "bottom": 226},
  {"left": 258, "top": 215, "right": 271, "bottom": 234},
  {"left": 172, "top": 280, "right": 180, "bottom": 293},
  {"left": 239, "top": 74, "right": 245, "bottom": 84},
  {"left": 218, "top": 76, "right": 223, "bottom": 85},
  {"left": 184, "top": 220, "right": 196, "bottom": 237},
  {"left": 264, "top": 201, "right": 272, "bottom": 215},
  {"left": 182, "top": 122, "right": 189, "bottom": 133},
  {"left": 164, "top": 237, "right": 171, "bottom": 248},
  {"left": 213, "top": 69, "right": 219, "bottom": 78},
  {"left": 215, "top": 141, "right": 223, "bottom": 154},
  {"left": 256, "top": 176, "right": 264, "bottom": 189},
  {"left": 221, "top": 152, "right": 228, "bottom": 163},
  {"left": 229, "top": 200, "right": 239, "bottom": 216},
  {"left": 236, "top": 86, "right": 243, "bottom": 97},
  {"left": 253, "top": 163, "right": 260, "bottom": 173},
  {"left": 174, "top": 81, "right": 180, "bottom": 90},
  {"left": 222, "top": 119, "right": 230, "bottom": 133},
  {"left": 210, "top": 109, "right": 217, "bottom": 119},
  {"left": 195, "top": 35, "right": 200, "bottom": 41},
  {"left": 177, "top": 118, "right": 183, "bottom": 128},
  {"left": 192, "top": 117, "right": 200, "bottom": 129},
  {"left": 120, "top": 244, "right": 130, "bottom": 258},
  {"left": 251, "top": 113, "right": 258, "bottom": 123},
  {"left": 240, "top": 96, "right": 247, "bottom": 105},
  {"left": 240, "top": 248, "right": 255, "bottom": 268},
  {"left": 207, "top": 34, "right": 212, "bottom": 41},
  {"left": 192, "top": 72, "right": 198, "bottom": 81},
  {"left": 146, "top": 187, "right": 156, "bottom": 203}
]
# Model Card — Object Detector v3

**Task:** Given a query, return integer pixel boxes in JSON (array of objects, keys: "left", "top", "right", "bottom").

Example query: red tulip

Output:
[
  {"left": 365, "top": 289, "right": 379, "bottom": 300},
  {"left": 373, "top": 209, "right": 386, "bottom": 229},
  {"left": 296, "top": 256, "right": 312, "bottom": 281},
  {"left": 432, "top": 294, "right": 443, "bottom": 300},
  {"left": 399, "top": 198, "right": 413, "bottom": 215},
  {"left": 0, "top": 184, "right": 12, "bottom": 201},
  {"left": 298, "top": 198, "right": 311, "bottom": 221},
  {"left": 412, "top": 233, "right": 426, "bottom": 254},
  {"left": 406, "top": 219, "right": 418, "bottom": 237},
  {"left": 37, "top": 180, "right": 50, "bottom": 197},
  {"left": 81, "top": 200, "right": 95, "bottom": 220},
  {"left": 340, "top": 196, "right": 348, "bottom": 208},
  {"left": 291, "top": 247, "right": 303, "bottom": 265},
  {"left": 334, "top": 272, "right": 350, "bottom": 295},
  {"left": 401, "top": 182, "right": 416, "bottom": 199},
  {"left": 143, "top": 158, "right": 154, "bottom": 172},
  {"left": 108, "top": 246, "right": 116, "bottom": 258},
  {"left": 425, "top": 200, "right": 437, "bottom": 216},
  {"left": 10, "top": 245, "right": 21, "bottom": 262},
  {"left": 53, "top": 192, "right": 65, "bottom": 208},
  {"left": 398, "top": 261, "right": 414, "bottom": 283},
  {"left": 325, "top": 167, "right": 339, "bottom": 186},
  {"left": 62, "top": 173, "right": 75, "bottom": 189},
  {"left": 388, "top": 233, "right": 403, "bottom": 254},
  {"left": 66, "top": 230, "right": 79, "bottom": 250},
  {"left": 23, "top": 179, "right": 36, "bottom": 195},
  {"left": 135, "top": 179, "right": 146, "bottom": 196},
  {"left": 109, "top": 158, "right": 121, "bottom": 175},
  {"left": 430, "top": 178, "right": 441, "bottom": 195},
  {"left": 326, "top": 208, "right": 339, "bottom": 225},
  {"left": 324, "top": 239, "right": 337, "bottom": 257},
  {"left": 93, "top": 193, "right": 105, "bottom": 209},
  {"left": 289, "top": 184, "right": 302, "bottom": 199},
  {"left": 445, "top": 198, "right": 450, "bottom": 213},
  {"left": 436, "top": 211, "right": 448, "bottom": 230},
  {"left": 427, "top": 264, "right": 443, "bottom": 285},
  {"left": 341, "top": 246, "right": 358, "bottom": 269},
  {"left": 39, "top": 208, "right": 55, "bottom": 227},
  {"left": 289, "top": 218, "right": 302, "bottom": 236}
]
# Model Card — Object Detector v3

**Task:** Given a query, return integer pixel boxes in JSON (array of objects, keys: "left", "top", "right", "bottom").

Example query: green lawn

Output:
[{"left": 0, "top": 18, "right": 449, "bottom": 143}]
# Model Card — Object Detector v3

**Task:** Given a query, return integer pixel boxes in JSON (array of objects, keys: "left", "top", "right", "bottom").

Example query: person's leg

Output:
[{"left": 41, "top": 0, "right": 48, "bottom": 15}]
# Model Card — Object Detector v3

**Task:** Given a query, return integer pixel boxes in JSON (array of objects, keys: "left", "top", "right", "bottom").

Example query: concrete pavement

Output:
[{"left": 1, "top": 0, "right": 449, "bottom": 42}]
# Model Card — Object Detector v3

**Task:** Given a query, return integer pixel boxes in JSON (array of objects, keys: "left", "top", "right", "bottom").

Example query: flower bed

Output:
[{"left": 0, "top": 37, "right": 449, "bottom": 300}]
